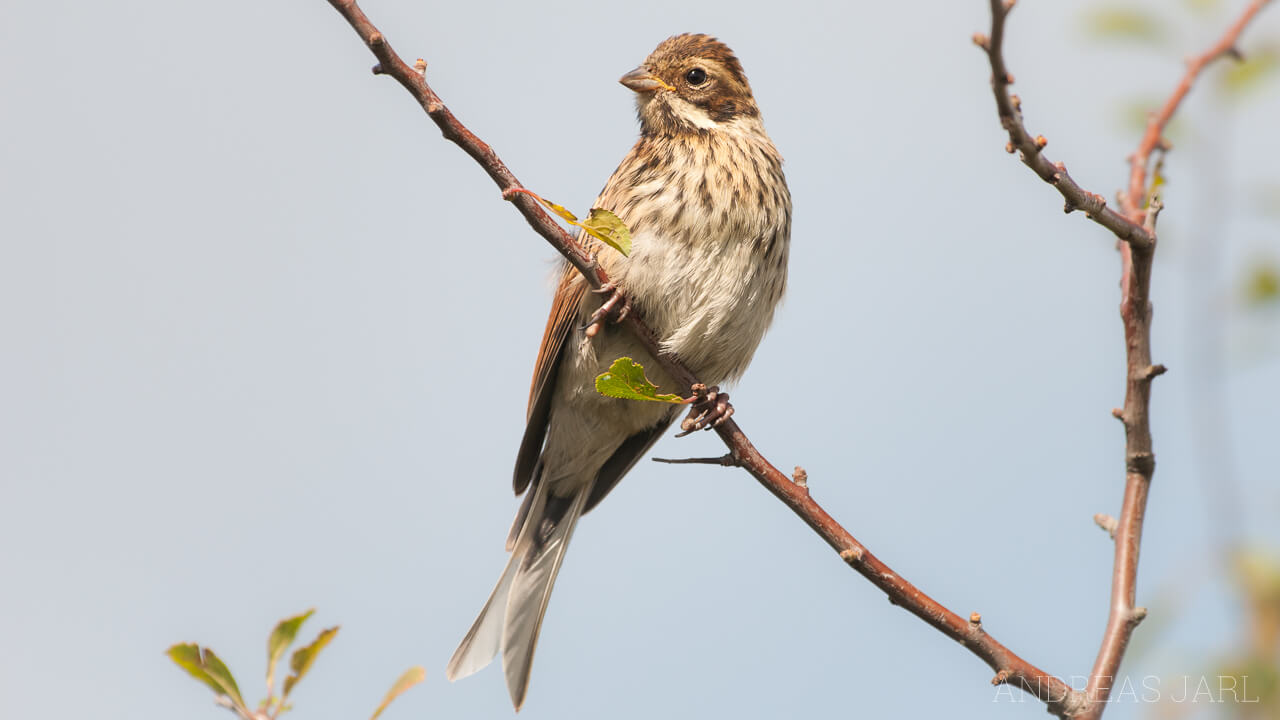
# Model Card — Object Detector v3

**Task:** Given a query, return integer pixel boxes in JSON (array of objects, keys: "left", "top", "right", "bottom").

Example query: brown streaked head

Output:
[{"left": 619, "top": 34, "right": 760, "bottom": 135}]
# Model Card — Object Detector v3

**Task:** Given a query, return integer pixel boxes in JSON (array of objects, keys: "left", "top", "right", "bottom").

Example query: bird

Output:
[{"left": 445, "top": 33, "right": 791, "bottom": 710}]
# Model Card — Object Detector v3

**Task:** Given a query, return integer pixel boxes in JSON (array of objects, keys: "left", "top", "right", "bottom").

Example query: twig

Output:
[
  {"left": 980, "top": 1, "right": 1272, "bottom": 717},
  {"left": 652, "top": 454, "right": 740, "bottom": 466},
  {"left": 213, "top": 696, "right": 265, "bottom": 720},
  {"left": 1124, "top": 0, "right": 1271, "bottom": 218},
  {"left": 974, "top": 3, "right": 1153, "bottom": 251},
  {"left": 324, "top": 1, "right": 1081, "bottom": 715}
]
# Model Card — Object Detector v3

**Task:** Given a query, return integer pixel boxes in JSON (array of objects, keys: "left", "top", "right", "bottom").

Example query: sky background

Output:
[{"left": 2, "top": 1, "right": 1279, "bottom": 719}]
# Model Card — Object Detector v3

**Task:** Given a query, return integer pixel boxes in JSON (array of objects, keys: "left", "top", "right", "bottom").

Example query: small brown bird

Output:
[{"left": 446, "top": 33, "right": 791, "bottom": 709}]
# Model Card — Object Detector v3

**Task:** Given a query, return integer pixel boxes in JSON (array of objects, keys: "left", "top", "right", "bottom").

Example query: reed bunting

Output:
[{"left": 446, "top": 33, "right": 791, "bottom": 709}]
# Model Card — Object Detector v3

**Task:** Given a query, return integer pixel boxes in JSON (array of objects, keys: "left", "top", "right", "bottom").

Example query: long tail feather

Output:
[
  {"left": 502, "top": 486, "right": 588, "bottom": 710},
  {"left": 446, "top": 479, "right": 552, "bottom": 682},
  {"left": 445, "top": 550, "right": 519, "bottom": 681},
  {"left": 447, "top": 478, "right": 589, "bottom": 711}
]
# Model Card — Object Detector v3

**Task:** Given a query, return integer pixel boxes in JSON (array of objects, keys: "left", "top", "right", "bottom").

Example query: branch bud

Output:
[
  {"left": 1093, "top": 513, "right": 1118, "bottom": 539},
  {"left": 1140, "top": 364, "right": 1167, "bottom": 381}
]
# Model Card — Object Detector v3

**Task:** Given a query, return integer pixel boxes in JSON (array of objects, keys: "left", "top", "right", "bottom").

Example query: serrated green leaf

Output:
[
  {"left": 370, "top": 666, "right": 426, "bottom": 720},
  {"left": 167, "top": 643, "right": 226, "bottom": 696},
  {"left": 267, "top": 609, "right": 315, "bottom": 694},
  {"left": 282, "top": 626, "right": 339, "bottom": 700},
  {"left": 1082, "top": 7, "right": 1165, "bottom": 44},
  {"left": 594, "top": 357, "right": 686, "bottom": 404},
  {"left": 580, "top": 208, "right": 632, "bottom": 257}
]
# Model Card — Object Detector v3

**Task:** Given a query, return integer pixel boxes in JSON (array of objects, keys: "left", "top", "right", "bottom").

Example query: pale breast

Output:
[{"left": 595, "top": 121, "right": 791, "bottom": 385}]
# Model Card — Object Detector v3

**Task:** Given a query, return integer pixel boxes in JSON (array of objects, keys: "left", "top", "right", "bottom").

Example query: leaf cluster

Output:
[{"left": 167, "top": 609, "right": 423, "bottom": 720}]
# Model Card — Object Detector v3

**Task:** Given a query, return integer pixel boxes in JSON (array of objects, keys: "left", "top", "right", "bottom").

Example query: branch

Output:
[
  {"left": 325, "top": 1, "right": 1082, "bottom": 715},
  {"left": 979, "top": 1, "right": 1271, "bottom": 718},
  {"left": 974, "top": 1, "right": 1153, "bottom": 252},
  {"left": 1092, "top": 2, "right": 1269, "bottom": 716},
  {"left": 1124, "top": 0, "right": 1273, "bottom": 217}
]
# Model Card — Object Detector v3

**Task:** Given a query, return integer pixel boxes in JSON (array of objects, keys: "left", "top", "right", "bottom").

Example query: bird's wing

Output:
[
  {"left": 513, "top": 151, "right": 658, "bottom": 504},
  {"left": 510, "top": 247, "right": 676, "bottom": 516},
  {"left": 513, "top": 262, "right": 586, "bottom": 496},
  {"left": 583, "top": 417, "right": 675, "bottom": 513}
]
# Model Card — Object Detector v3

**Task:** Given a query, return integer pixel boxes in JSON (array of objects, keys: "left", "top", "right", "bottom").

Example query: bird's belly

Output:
[{"left": 616, "top": 223, "right": 787, "bottom": 386}]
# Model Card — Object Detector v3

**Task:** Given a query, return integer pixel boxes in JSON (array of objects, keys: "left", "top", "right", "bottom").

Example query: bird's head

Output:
[{"left": 620, "top": 34, "right": 760, "bottom": 136}]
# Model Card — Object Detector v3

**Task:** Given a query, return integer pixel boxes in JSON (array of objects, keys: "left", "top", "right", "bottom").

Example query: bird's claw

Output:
[
  {"left": 676, "top": 384, "right": 733, "bottom": 437},
  {"left": 583, "top": 283, "right": 631, "bottom": 338}
]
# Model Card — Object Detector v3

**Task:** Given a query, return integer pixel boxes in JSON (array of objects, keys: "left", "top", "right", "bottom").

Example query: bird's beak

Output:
[{"left": 619, "top": 66, "right": 673, "bottom": 93}]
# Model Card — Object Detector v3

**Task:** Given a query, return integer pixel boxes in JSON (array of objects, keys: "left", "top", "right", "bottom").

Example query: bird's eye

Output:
[{"left": 685, "top": 67, "right": 708, "bottom": 86}]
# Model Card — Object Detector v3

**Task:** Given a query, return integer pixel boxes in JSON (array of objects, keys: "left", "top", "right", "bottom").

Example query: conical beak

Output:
[{"left": 619, "top": 66, "right": 672, "bottom": 93}]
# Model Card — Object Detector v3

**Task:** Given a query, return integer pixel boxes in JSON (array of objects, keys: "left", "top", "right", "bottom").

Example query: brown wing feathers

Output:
[{"left": 513, "top": 266, "right": 586, "bottom": 495}]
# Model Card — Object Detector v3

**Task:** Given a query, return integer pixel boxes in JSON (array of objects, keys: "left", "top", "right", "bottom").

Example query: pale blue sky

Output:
[{"left": 2, "top": 1, "right": 1278, "bottom": 719}]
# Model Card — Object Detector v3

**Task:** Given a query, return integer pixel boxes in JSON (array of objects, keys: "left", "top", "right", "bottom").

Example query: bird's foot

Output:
[
  {"left": 676, "top": 384, "right": 733, "bottom": 437},
  {"left": 582, "top": 283, "right": 631, "bottom": 338}
]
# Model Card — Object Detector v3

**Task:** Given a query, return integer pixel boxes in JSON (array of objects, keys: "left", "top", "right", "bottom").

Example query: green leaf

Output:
[
  {"left": 1146, "top": 156, "right": 1167, "bottom": 208},
  {"left": 166, "top": 643, "right": 248, "bottom": 712},
  {"left": 167, "top": 643, "right": 226, "bottom": 696},
  {"left": 535, "top": 195, "right": 580, "bottom": 224},
  {"left": 1082, "top": 7, "right": 1165, "bottom": 44},
  {"left": 282, "top": 626, "right": 339, "bottom": 700},
  {"left": 508, "top": 187, "right": 631, "bottom": 257},
  {"left": 370, "top": 666, "right": 426, "bottom": 720},
  {"left": 267, "top": 609, "right": 315, "bottom": 694},
  {"left": 594, "top": 357, "right": 686, "bottom": 404},
  {"left": 201, "top": 649, "right": 248, "bottom": 710},
  {"left": 579, "top": 208, "right": 632, "bottom": 257}
]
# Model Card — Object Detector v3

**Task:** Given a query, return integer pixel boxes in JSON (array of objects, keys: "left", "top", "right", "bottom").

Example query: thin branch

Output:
[
  {"left": 652, "top": 454, "right": 741, "bottom": 466},
  {"left": 1087, "top": 3, "right": 1270, "bottom": 716},
  {"left": 974, "top": 1, "right": 1153, "bottom": 252},
  {"left": 1124, "top": 0, "right": 1272, "bottom": 217},
  {"left": 324, "top": 0, "right": 1082, "bottom": 715},
  {"left": 980, "top": 1, "right": 1272, "bottom": 718}
]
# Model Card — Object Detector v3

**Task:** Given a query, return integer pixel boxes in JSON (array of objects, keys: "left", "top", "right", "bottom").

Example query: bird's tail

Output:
[{"left": 446, "top": 477, "right": 589, "bottom": 710}]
